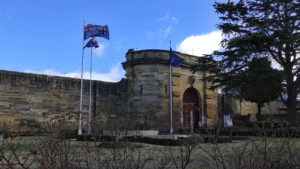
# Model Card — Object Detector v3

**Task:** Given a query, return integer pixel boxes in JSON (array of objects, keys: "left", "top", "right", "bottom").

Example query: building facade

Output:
[
  {"left": 1, "top": 49, "right": 293, "bottom": 133},
  {"left": 122, "top": 49, "right": 218, "bottom": 132},
  {"left": 0, "top": 49, "right": 219, "bottom": 132}
]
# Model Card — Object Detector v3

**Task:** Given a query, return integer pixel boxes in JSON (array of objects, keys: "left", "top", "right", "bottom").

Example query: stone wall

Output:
[
  {"left": 218, "top": 94, "right": 299, "bottom": 121},
  {"left": 123, "top": 50, "right": 171, "bottom": 131},
  {"left": 237, "top": 100, "right": 297, "bottom": 121},
  {"left": 0, "top": 49, "right": 219, "bottom": 133},
  {"left": 3, "top": 49, "right": 293, "bottom": 132},
  {"left": 0, "top": 70, "right": 128, "bottom": 130},
  {"left": 122, "top": 49, "right": 219, "bottom": 132}
]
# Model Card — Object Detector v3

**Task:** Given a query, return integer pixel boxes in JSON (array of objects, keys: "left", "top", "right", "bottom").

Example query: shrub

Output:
[{"left": 232, "top": 120, "right": 245, "bottom": 127}]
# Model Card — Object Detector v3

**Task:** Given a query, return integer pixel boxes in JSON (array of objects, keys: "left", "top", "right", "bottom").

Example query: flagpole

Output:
[
  {"left": 170, "top": 40, "right": 173, "bottom": 134},
  {"left": 78, "top": 19, "right": 86, "bottom": 135},
  {"left": 88, "top": 47, "right": 93, "bottom": 134}
]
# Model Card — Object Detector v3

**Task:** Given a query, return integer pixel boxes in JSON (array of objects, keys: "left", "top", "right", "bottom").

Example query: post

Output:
[
  {"left": 169, "top": 40, "right": 173, "bottom": 134},
  {"left": 170, "top": 64, "right": 173, "bottom": 134},
  {"left": 190, "top": 110, "right": 193, "bottom": 133},
  {"left": 78, "top": 19, "right": 86, "bottom": 135},
  {"left": 202, "top": 70, "right": 207, "bottom": 127},
  {"left": 88, "top": 47, "right": 93, "bottom": 133}
]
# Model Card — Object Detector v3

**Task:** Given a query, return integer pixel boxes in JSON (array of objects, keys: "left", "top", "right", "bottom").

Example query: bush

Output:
[
  {"left": 233, "top": 120, "right": 245, "bottom": 127},
  {"left": 123, "top": 136, "right": 185, "bottom": 146},
  {"left": 60, "top": 130, "right": 78, "bottom": 139},
  {"left": 76, "top": 134, "right": 116, "bottom": 142},
  {"left": 203, "top": 136, "right": 232, "bottom": 143},
  {"left": 251, "top": 121, "right": 289, "bottom": 128}
]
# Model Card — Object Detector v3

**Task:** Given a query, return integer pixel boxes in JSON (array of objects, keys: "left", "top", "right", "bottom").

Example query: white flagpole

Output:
[
  {"left": 170, "top": 40, "right": 173, "bottom": 134},
  {"left": 88, "top": 47, "right": 93, "bottom": 133},
  {"left": 78, "top": 19, "right": 86, "bottom": 135}
]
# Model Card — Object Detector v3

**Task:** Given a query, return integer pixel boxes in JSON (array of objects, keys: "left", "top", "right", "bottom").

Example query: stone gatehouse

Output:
[
  {"left": 0, "top": 49, "right": 220, "bottom": 133},
  {"left": 122, "top": 49, "right": 218, "bottom": 132}
]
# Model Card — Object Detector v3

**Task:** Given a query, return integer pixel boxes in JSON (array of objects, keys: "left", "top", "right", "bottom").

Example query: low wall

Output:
[{"left": 103, "top": 130, "right": 159, "bottom": 137}]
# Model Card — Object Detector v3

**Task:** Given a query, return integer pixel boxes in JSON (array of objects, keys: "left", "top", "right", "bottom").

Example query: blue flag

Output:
[
  {"left": 84, "top": 24, "right": 109, "bottom": 40},
  {"left": 84, "top": 37, "right": 100, "bottom": 48},
  {"left": 170, "top": 48, "right": 184, "bottom": 67}
]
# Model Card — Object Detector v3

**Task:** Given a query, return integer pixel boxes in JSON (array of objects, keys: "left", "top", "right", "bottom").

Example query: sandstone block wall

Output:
[
  {"left": 0, "top": 70, "right": 128, "bottom": 130},
  {"left": 122, "top": 49, "right": 219, "bottom": 132},
  {"left": 123, "top": 50, "right": 171, "bottom": 131},
  {"left": 0, "top": 49, "right": 221, "bottom": 133},
  {"left": 218, "top": 94, "right": 297, "bottom": 122}
]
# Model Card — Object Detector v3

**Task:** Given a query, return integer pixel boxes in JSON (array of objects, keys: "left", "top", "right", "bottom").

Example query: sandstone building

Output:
[
  {"left": 122, "top": 49, "right": 218, "bottom": 132},
  {"left": 0, "top": 49, "right": 295, "bottom": 133},
  {"left": 0, "top": 49, "right": 219, "bottom": 132}
]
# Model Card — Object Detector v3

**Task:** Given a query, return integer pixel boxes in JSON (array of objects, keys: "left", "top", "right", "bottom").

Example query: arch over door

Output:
[{"left": 183, "top": 87, "right": 201, "bottom": 128}]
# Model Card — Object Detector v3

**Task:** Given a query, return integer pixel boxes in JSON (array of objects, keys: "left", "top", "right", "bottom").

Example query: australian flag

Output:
[
  {"left": 84, "top": 37, "right": 100, "bottom": 48},
  {"left": 170, "top": 48, "right": 184, "bottom": 67},
  {"left": 84, "top": 24, "right": 109, "bottom": 40}
]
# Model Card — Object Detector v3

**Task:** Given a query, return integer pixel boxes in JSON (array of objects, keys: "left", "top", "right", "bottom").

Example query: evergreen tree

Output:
[
  {"left": 192, "top": 0, "right": 300, "bottom": 125},
  {"left": 238, "top": 58, "right": 283, "bottom": 121}
]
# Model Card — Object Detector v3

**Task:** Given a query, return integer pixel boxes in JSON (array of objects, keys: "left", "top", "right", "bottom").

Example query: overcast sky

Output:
[{"left": 0, "top": 0, "right": 236, "bottom": 82}]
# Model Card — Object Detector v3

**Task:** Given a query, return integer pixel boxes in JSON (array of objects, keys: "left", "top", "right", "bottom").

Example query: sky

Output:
[{"left": 0, "top": 0, "right": 236, "bottom": 82}]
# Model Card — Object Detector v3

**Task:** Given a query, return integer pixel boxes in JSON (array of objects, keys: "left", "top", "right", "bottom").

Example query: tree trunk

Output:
[
  {"left": 257, "top": 103, "right": 262, "bottom": 121},
  {"left": 287, "top": 85, "right": 298, "bottom": 126},
  {"left": 144, "top": 115, "right": 148, "bottom": 130},
  {"left": 284, "top": 55, "right": 299, "bottom": 126}
]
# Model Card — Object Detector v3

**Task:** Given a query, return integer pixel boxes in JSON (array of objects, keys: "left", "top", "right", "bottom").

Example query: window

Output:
[{"left": 165, "top": 85, "right": 168, "bottom": 94}]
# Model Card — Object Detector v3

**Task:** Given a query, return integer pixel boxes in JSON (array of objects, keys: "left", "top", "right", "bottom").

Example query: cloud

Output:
[
  {"left": 170, "top": 17, "right": 179, "bottom": 24},
  {"left": 147, "top": 14, "right": 178, "bottom": 39},
  {"left": 165, "top": 25, "right": 172, "bottom": 37},
  {"left": 84, "top": 41, "right": 108, "bottom": 57},
  {"left": 158, "top": 14, "right": 178, "bottom": 38},
  {"left": 94, "top": 42, "right": 108, "bottom": 56},
  {"left": 157, "top": 14, "right": 170, "bottom": 21},
  {"left": 24, "top": 63, "right": 125, "bottom": 82},
  {"left": 157, "top": 14, "right": 178, "bottom": 24},
  {"left": 159, "top": 25, "right": 172, "bottom": 38},
  {"left": 176, "top": 31, "right": 223, "bottom": 56}
]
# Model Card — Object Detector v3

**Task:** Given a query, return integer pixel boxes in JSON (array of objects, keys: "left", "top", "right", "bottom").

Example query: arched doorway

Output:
[{"left": 183, "top": 87, "right": 202, "bottom": 129}]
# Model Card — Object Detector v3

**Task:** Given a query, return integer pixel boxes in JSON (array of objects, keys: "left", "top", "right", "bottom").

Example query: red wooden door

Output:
[
  {"left": 183, "top": 102, "right": 194, "bottom": 127},
  {"left": 183, "top": 87, "right": 201, "bottom": 129}
]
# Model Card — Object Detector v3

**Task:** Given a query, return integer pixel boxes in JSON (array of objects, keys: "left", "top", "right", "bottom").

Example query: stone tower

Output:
[{"left": 122, "top": 49, "right": 218, "bottom": 133}]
